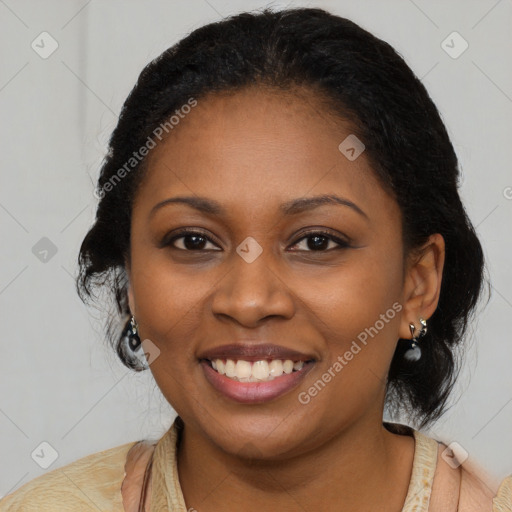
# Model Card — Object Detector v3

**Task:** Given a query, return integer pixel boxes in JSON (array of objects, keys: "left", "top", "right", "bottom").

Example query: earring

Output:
[
  {"left": 404, "top": 317, "right": 427, "bottom": 362},
  {"left": 127, "top": 315, "right": 141, "bottom": 351}
]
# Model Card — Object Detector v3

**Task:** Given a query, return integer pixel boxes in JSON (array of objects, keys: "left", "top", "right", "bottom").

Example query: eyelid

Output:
[
  {"left": 288, "top": 229, "right": 351, "bottom": 250},
  {"left": 162, "top": 228, "right": 351, "bottom": 252},
  {"left": 160, "top": 228, "right": 221, "bottom": 250}
]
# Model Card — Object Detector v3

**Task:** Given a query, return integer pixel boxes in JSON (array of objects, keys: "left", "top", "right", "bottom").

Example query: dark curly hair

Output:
[{"left": 76, "top": 7, "right": 487, "bottom": 429}]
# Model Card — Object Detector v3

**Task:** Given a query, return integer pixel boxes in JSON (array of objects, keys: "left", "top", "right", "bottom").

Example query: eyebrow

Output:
[{"left": 149, "top": 194, "right": 368, "bottom": 220}]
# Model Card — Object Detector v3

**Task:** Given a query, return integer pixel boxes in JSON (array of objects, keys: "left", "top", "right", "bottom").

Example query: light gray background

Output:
[{"left": 1, "top": 0, "right": 511, "bottom": 498}]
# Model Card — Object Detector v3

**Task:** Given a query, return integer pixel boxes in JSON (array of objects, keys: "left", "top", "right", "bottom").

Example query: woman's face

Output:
[{"left": 126, "top": 86, "right": 428, "bottom": 459}]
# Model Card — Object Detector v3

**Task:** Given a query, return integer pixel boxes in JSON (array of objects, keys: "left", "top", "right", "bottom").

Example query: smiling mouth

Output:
[{"left": 203, "top": 358, "right": 314, "bottom": 383}]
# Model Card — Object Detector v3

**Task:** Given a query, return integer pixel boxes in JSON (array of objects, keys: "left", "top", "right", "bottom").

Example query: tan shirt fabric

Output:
[{"left": 1, "top": 419, "right": 511, "bottom": 511}]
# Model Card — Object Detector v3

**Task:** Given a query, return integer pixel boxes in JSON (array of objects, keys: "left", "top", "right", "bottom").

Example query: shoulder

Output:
[
  {"left": 459, "top": 466, "right": 512, "bottom": 512},
  {"left": 493, "top": 474, "right": 512, "bottom": 512},
  {"left": 429, "top": 437, "right": 509, "bottom": 512},
  {"left": 458, "top": 464, "right": 495, "bottom": 511},
  {"left": 0, "top": 440, "right": 138, "bottom": 512}
]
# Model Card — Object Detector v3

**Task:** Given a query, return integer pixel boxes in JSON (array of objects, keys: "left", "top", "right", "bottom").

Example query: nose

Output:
[{"left": 211, "top": 250, "right": 296, "bottom": 328}]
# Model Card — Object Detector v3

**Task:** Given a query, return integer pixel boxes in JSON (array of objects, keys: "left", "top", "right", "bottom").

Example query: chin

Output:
[{"left": 198, "top": 408, "right": 318, "bottom": 461}]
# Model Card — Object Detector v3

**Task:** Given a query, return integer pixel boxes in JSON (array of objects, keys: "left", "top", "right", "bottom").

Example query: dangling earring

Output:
[
  {"left": 404, "top": 317, "right": 427, "bottom": 362},
  {"left": 127, "top": 315, "right": 141, "bottom": 351},
  {"left": 120, "top": 315, "right": 150, "bottom": 371}
]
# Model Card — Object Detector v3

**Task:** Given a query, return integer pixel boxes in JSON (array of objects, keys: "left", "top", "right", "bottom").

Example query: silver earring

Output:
[
  {"left": 119, "top": 315, "right": 149, "bottom": 371},
  {"left": 127, "top": 315, "right": 141, "bottom": 351},
  {"left": 404, "top": 317, "right": 427, "bottom": 362}
]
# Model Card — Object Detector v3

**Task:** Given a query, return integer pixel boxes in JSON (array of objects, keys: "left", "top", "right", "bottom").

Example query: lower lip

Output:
[{"left": 200, "top": 360, "right": 314, "bottom": 404}]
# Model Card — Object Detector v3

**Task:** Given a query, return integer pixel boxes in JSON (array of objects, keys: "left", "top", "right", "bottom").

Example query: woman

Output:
[{"left": 1, "top": 7, "right": 511, "bottom": 511}]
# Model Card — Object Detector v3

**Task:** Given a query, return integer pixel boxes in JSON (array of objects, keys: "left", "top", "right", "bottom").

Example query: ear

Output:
[{"left": 398, "top": 233, "right": 445, "bottom": 339}]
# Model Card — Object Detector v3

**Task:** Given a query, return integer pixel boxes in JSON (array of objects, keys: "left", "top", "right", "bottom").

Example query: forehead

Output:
[{"left": 135, "top": 86, "right": 396, "bottom": 223}]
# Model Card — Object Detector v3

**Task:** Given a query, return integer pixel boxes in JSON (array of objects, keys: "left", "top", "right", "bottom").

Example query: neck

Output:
[{"left": 176, "top": 413, "right": 415, "bottom": 512}]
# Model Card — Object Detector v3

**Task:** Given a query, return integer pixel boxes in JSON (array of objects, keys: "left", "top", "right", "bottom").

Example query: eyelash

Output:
[{"left": 163, "top": 229, "right": 351, "bottom": 252}]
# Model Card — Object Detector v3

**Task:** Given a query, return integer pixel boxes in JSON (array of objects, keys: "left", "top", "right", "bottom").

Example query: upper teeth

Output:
[{"left": 211, "top": 359, "right": 305, "bottom": 382}]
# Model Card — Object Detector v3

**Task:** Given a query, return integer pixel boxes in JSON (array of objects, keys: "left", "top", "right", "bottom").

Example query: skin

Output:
[{"left": 125, "top": 85, "right": 445, "bottom": 511}]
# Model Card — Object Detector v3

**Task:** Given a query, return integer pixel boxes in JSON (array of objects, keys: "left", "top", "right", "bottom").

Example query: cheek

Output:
[
  {"left": 294, "top": 244, "right": 404, "bottom": 413},
  {"left": 293, "top": 260, "right": 404, "bottom": 429},
  {"left": 129, "top": 248, "right": 213, "bottom": 361},
  {"left": 129, "top": 253, "right": 214, "bottom": 413},
  {"left": 301, "top": 245, "right": 403, "bottom": 342}
]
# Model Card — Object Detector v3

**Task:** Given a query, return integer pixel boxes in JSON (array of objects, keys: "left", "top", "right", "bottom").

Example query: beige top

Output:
[{"left": 1, "top": 418, "right": 511, "bottom": 511}]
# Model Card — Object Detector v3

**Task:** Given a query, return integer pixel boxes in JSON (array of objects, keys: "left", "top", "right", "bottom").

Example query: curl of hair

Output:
[{"left": 76, "top": 7, "right": 487, "bottom": 429}]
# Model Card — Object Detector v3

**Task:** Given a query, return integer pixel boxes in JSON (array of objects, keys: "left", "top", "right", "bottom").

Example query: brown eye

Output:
[
  {"left": 290, "top": 231, "right": 350, "bottom": 252},
  {"left": 164, "top": 230, "right": 221, "bottom": 251}
]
